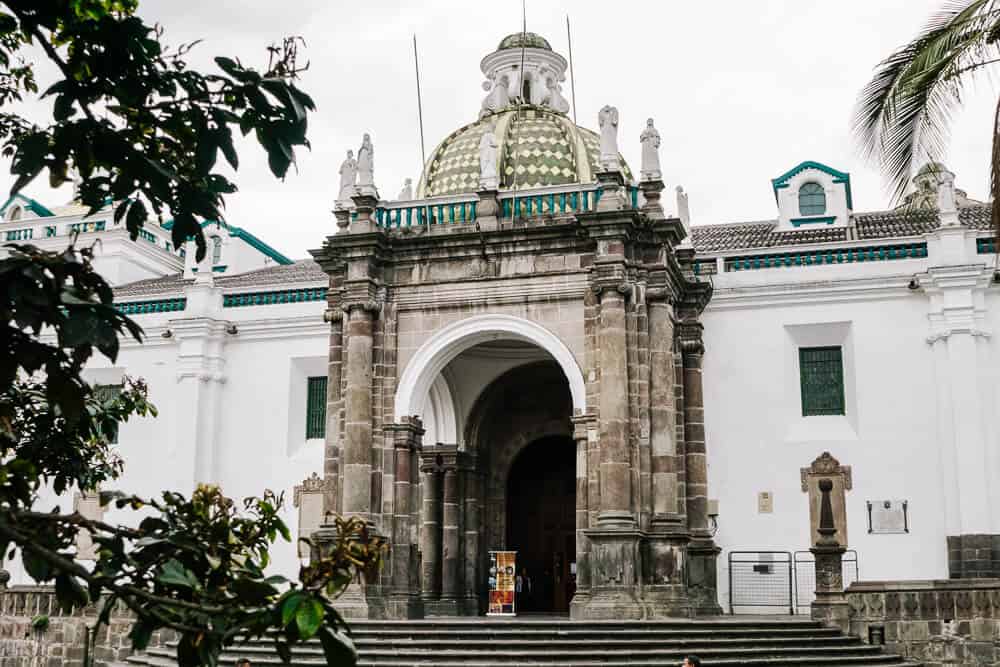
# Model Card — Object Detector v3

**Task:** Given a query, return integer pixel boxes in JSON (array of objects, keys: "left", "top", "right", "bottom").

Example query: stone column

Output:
[
  {"left": 385, "top": 418, "right": 424, "bottom": 619},
  {"left": 462, "top": 460, "right": 482, "bottom": 615},
  {"left": 419, "top": 454, "right": 442, "bottom": 603},
  {"left": 323, "top": 304, "right": 344, "bottom": 515},
  {"left": 569, "top": 414, "right": 595, "bottom": 617},
  {"left": 441, "top": 465, "right": 461, "bottom": 604},
  {"left": 680, "top": 318, "right": 721, "bottom": 615},
  {"left": 595, "top": 279, "right": 634, "bottom": 529},
  {"left": 342, "top": 302, "right": 376, "bottom": 520},
  {"left": 811, "top": 479, "right": 849, "bottom": 633}
]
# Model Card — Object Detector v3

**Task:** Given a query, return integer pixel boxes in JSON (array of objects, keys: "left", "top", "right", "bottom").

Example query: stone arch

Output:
[{"left": 394, "top": 313, "right": 586, "bottom": 423}]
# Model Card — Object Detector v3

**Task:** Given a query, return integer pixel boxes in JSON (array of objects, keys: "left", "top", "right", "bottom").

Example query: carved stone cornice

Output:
[
  {"left": 341, "top": 279, "right": 384, "bottom": 316},
  {"left": 800, "top": 451, "right": 853, "bottom": 492},
  {"left": 590, "top": 262, "right": 633, "bottom": 299},
  {"left": 677, "top": 318, "right": 705, "bottom": 356}
]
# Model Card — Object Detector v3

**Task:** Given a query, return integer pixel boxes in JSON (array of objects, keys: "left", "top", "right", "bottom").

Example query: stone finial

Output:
[
  {"left": 676, "top": 186, "right": 690, "bottom": 229},
  {"left": 357, "top": 133, "right": 377, "bottom": 196},
  {"left": 640, "top": 118, "right": 662, "bottom": 181},
  {"left": 479, "top": 124, "right": 499, "bottom": 190},
  {"left": 397, "top": 178, "right": 413, "bottom": 201},
  {"left": 598, "top": 105, "right": 620, "bottom": 171},
  {"left": 337, "top": 149, "right": 357, "bottom": 204}
]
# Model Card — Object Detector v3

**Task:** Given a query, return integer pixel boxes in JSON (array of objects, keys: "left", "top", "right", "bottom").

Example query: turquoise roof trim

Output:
[
  {"left": 0, "top": 193, "right": 54, "bottom": 218},
  {"left": 162, "top": 219, "right": 293, "bottom": 265},
  {"left": 790, "top": 216, "right": 837, "bottom": 228},
  {"left": 771, "top": 161, "right": 853, "bottom": 210}
]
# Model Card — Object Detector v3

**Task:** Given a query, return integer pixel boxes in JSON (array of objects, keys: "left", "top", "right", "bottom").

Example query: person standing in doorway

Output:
[
  {"left": 682, "top": 656, "right": 701, "bottom": 667},
  {"left": 516, "top": 568, "right": 533, "bottom": 611}
]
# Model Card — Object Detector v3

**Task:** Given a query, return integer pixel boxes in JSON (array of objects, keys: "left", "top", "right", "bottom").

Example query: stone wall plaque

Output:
[
  {"left": 294, "top": 472, "right": 327, "bottom": 558},
  {"left": 867, "top": 499, "right": 908, "bottom": 534},
  {"left": 758, "top": 491, "right": 773, "bottom": 514}
]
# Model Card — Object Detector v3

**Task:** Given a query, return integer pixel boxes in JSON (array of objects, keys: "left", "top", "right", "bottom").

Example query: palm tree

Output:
[{"left": 854, "top": 0, "right": 1000, "bottom": 233}]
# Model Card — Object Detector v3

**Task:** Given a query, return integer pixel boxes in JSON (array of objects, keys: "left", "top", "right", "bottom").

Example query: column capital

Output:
[
  {"left": 590, "top": 262, "right": 632, "bottom": 298},
  {"left": 677, "top": 318, "right": 705, "bottom": 357},
  {"left": 385, "top": 417, "right": 425, "bottom": 450},
  {"left": 571, "top": 414, "right": 598, "bottom": 442},
  {"left": 341, "top": 278, "right": 384, "bottom": 316}
]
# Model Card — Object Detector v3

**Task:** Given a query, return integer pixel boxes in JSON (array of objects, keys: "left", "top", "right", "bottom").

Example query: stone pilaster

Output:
[
  {"left": 351, "top": 192, "right": 379, "bottom": 234},
  {"left": 476, "top": 189, "right": 500, "bottom": 232},
  {"left": 679, "top": 317, "right": 722, "bottom": 615},
  {"left": 384, "top": 418, "right": 424, "bottom": 619},
  {"left": 342, "top": 299, "right": 377, "bottom": 520},
  {"left": 569, "top": 414, "right": 596, "bottom": 617},
  {"left": 323, "top": 299, "right": 344, "bottom": 516},
  {"left": 441, "top": 466, "right": 461, "bottom": 603},
  {"left": 462, "top": 459, "right": 483, "bottom": 615},
  {"left": 419, "top": 453, "right": 442, "bottom": 604}
]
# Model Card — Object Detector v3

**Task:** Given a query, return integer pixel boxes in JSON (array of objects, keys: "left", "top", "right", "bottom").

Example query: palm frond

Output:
[{"left": 853, "top": 0, "right": 1000, "bottom": 202}]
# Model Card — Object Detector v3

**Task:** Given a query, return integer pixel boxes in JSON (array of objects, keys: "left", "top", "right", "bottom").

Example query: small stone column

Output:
[
  {"left": 570, "top": 414, "right": 595, "bottom": 616},
  {"left": 419, "top": 453, "right": 443, "bottom": 603},
  {"left": 811, "top": 479, "right": 849, "bottom": 633},
  {"left": 342, "top": 302, "right": 376, "bottom": 520},
  {"left": 385, "top": 418, "right": 424, "bottom": 618},
  {"left": 441, "top": 465, "right": 461, "bottom": 603},
  {"left": 680, "top": 318, "right": 722, "bottom": 615},
  {"left": 462, "top": 459, "right": 483, "bottom": 615}
]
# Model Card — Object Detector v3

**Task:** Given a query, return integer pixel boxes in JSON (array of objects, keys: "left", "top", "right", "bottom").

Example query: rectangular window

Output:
[
  {"left": 94, "top": 383, "right": 123, "bottom": 444},
  {"left": 799, "top": 346, "right": 845, "bottom": 416},
  {"left": 306, "top": 376, "right": 328, "bottom": 439}
]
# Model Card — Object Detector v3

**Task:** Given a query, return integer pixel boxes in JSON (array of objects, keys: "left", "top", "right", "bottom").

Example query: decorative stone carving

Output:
[
  {"left": 480, "top": 74, "right": 511, "bottom": 117},
  {"left": 294, "top": 472, "right": 327, "bottom": 559},
  {"left": 479, "top": 124, "right": 499, "bottom": 190},
  {"left": 935, "top": 167, "right": 957, "bottom": 215},
  {"left": 801, "top": 452, "right": 852, "bottom": 548},
  {"left": 639, "top": 118, "right": 662, "bottom": 181},
  {"left": 676, "top": 185, "right": 690, "bottom": 229},
  {"left": 544, "top": 74, "right": 570, "bottom": 113},
  {"left": 397, "top": 178, "right": 413, "bottom": 201},
  {"left": 357, "top": 133, "right": 375, "bottom": 193},
  {"left": 598, "top": 105, "right": 620, "bottom": 171},
  {"left": 337, "top": 150, "right": 357, "bottom": 203}
]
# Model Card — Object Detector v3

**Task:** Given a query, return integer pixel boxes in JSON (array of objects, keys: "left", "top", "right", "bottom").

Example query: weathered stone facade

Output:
[
  {"left": 310, "top": 176, "right": 717, "bottom": 619},
  {"left": 848, "top": 579, "right": 1000, "bottom": 666}
]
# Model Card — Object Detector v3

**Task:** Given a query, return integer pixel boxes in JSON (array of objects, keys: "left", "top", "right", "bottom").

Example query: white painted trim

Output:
[{"left": 395, "top": 314, "right": 586, "bottom": 419}]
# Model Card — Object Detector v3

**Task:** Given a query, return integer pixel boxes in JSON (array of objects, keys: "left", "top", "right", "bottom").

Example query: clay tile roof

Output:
[
  {"left": 692, "top": 204, "right": 993, "bottom": 254},
  {"left": 113, "top": 259, "right": 326, "bottom": 302}
]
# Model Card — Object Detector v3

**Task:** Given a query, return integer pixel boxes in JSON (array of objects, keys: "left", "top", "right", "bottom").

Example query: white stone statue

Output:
[
  {"left": 544, "top": 75, "right": 570, "bottom": 114},
  {"left": 357, "top": 133, "right": 374, "bottom": 189},
  {"left": 640, "top": 118, "right": 662, "bottom": 181},
  {"left": 934, "top": 168, "right": 957, "bottom": 213},
  {"left": 529, "top": 69, "right": 546, "bottom": 106},
  {"left": 598, "top": 105, "right": 620, "bottom": 171},
  {"left": 676, "top": 185, "right": 690, "bottom": 229},
  {"left": 397, "top": 178, "right": 413, "bottom": 201},
  {"left": 480, "top": 74, "right": 511, "bottom": 117},
  {"left": 479, "top": 125, "right": 499, "bottom": 190},
  {"left": 337, "top": 150, "right": 357, "bottom": 201}
]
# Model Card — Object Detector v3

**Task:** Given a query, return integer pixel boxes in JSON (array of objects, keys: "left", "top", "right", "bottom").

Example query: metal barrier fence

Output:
[
  {"left": 793, "top": 550, "right": 859, "bottom": 614},
  {"left": 727, "top": 550, "right": 861, "bottom": 615},
  {"left": 728, "top": 551, "right": 795, "bottom": 614}
]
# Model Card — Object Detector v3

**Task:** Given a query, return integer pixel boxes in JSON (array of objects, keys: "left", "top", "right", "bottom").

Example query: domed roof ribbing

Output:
[
  {"left": 497, "top": 32, "right": 552, "bottom": 51},
  {"left": 417, "top": 106, "right": 633, "bottom": 198}
]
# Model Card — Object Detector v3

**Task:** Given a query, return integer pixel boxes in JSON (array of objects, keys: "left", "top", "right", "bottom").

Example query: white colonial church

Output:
[{"left": 5, "top": 29, "right": 999, "bottom": 614}]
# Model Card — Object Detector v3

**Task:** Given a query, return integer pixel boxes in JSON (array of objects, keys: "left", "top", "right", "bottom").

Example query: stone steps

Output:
[{"left": 127, "top": 618, "right": 919, "bottom": 666}]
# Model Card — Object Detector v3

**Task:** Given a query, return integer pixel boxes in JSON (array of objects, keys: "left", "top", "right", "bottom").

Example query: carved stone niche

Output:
[
  {"left": 801, "top": 452, "right": 852, "bottom": 547},
  {"left": 294, "top": 472, "right": 327, "bottom": 559}
]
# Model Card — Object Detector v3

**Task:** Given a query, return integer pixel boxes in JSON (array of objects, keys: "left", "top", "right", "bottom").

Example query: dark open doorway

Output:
[{"left": 505, "top": 435, "right": 576, "bottom": 613}]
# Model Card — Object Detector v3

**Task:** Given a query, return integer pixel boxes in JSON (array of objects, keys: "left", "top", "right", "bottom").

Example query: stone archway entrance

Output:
[{"left": 506, "top": 435, "right": 576, "bottom": 613}]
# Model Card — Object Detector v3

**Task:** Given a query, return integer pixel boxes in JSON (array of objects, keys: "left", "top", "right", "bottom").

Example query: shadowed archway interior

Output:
[{"left": 505, "top": 435, "right": 576, "bottom": 613}]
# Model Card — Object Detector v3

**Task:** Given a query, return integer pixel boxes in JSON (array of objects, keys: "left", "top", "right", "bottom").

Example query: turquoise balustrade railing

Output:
[
  {"left": 5, "top": 227, "right": 33, "bottom": 241},
  {"left": 693, "top": 259, "right": 718, "bottom": 276},
  {"left": 138, "top": 229, "right": 157, "bottom": 244},
  {"left": 377, "top": 200, "right": 478, "bottom": 228},
  {"left": 223, "top": 287, "right": 326, "bottom": 308},
  {"left": 977, "top": 237, "right": 997, "bottom": 254},
  {"left": 724, "top": 243, "right": 928, "bottom": 272},
  {"left": 68, "top": 220, "right": 106, "bottom": 234},
  {"left": 114, "top": 298, "right": 187, "bottom": 315}
]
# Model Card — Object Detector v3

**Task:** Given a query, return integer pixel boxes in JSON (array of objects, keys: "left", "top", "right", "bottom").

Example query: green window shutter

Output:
[
  {"left": 306, "top": 376, "right": 328, "bottom": 439},
  {"left": 94, "top": 384, "right": 123, "bottom": 444},
  {"left": 799, "top": 347, "right": 845, "bottom": 416},
  {"left": 798, "top": 182, "right": 827, "bottom": 216}
]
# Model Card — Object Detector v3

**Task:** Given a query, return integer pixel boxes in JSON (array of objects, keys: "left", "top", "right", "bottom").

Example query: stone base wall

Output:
[
  {"left": 847, "top": 579, "right": 1000, "bottom": 666},
  {"left": 0, "top": 586, "right": 171, "bottom": 667},
  {"left": 948, "top": 535, "right": 1000, "bottom": 579}
]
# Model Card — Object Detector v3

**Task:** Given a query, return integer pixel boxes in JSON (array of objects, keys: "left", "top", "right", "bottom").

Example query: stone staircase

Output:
[{"left": 128, "top": 617, "right": 918, "bottom": 666}]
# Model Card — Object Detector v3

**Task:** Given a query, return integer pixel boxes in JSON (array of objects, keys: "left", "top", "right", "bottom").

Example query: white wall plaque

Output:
[
  {"left": 758, "top": 491, "right": 774, "bottom": 514},
  {"left": 867, "top": 499, "right": 909, "bottom": 534}
]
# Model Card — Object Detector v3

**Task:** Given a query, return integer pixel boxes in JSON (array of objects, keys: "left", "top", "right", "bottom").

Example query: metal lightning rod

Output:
[
  {"left": 511, "top": 0, "right": 527, "bottom": 222},
  {"left": 566, "top": 15, "right": 578, "bottom": 126},
  {"left": 413, "top": 35, "right": 427, "bottom": 170}
]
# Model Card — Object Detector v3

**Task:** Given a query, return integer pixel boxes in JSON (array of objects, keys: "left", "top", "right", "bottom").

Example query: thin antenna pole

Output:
[
  {"left": 566, "top": 15, "right": 578, "bottom": 126},
  {"left": 511, "top": 0, "right": 527, "bottom": 222},
  {"left": 413, "top": 35, "right": 427, "bottom": 169}
]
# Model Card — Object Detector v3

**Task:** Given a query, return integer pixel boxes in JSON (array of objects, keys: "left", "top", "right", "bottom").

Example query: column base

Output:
[
  {"left": 811, "top": 598, "right": 850, "bottom": 634},
  {"left": 311, "top": 519, "right": 388, "bottom": 619},
  {"left": 642, "top": 533, "right": 693, "bottom": 618},
  {"left": 579, "top": 527, "right": 644, "bottom": 619},
  {"left": 686, "top": 536, "right": 723, "bottom": 615},
  {"left": 386, "top": 594, "right": 424, "bottom": 619},
  {"left": 424, "top": 598, "right": 478, "bottom": 617}
]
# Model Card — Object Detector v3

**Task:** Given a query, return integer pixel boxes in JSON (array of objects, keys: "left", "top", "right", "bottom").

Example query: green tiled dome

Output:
[
  {"left": 498, "top": 32, "right": 552, "bottom": 51},
  {"left": 417, "top": 106, "right": 633, "bottom": 198}
]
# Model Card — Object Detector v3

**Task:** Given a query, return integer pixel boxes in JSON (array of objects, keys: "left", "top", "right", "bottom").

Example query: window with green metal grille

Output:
[
  {"left": 799, "top": 347, "right": 845, "bottom": 416},
  {"left": 306, "top": 376, "right": 328, "bottom": 439},
  {"left": 94, "top": 384, "right": 123, "bottom": 443},
  {"left": 798, "top": 182, "right": 826, "bottom": 216}
]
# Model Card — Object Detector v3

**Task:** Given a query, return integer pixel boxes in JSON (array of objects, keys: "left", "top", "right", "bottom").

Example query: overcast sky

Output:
[{"left": 4, "top": 1, "right": 997, "bottom": 260}]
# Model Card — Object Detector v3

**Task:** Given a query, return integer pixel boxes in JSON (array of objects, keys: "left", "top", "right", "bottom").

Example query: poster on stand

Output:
[{"left": 487, "top": 550, "right": 517, "bottom": 616}]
